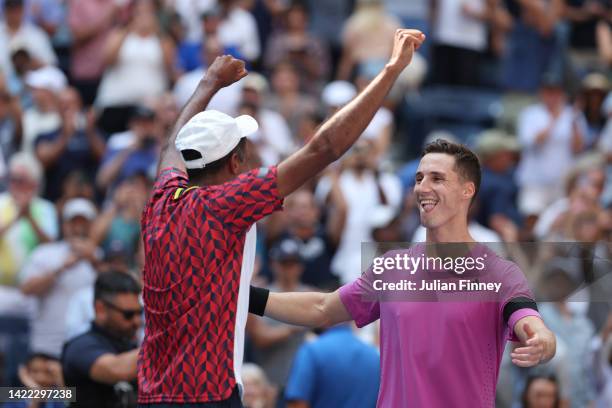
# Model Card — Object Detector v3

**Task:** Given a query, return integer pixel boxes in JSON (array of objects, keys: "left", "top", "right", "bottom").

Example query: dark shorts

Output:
[{"left": 137, "top": 388, "right": 243, "bottom": 408}]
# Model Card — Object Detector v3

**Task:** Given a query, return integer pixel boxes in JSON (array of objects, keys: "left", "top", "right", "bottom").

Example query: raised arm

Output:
[
  {"left": 157, "top": 56, "right": 248, "bottom": 174},
  {"left": 277, "top": 29, "right": 425, "bottom": 197}
]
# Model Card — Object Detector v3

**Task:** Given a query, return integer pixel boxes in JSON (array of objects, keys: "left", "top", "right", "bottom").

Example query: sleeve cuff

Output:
[{"left": 507, "top": 309, "right": 542, "bottom": 342}]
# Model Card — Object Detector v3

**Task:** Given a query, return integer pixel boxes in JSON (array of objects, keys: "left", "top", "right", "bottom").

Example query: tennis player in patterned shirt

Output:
[{"left": 137, "top": 30, "right": 426, "bottom": 407}]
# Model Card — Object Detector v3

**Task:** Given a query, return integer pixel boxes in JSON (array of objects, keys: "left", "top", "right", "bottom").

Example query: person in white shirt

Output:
[
  {"left": 19, "top": 198, "right": 100, "bottom": 357},
  {"left": 0, "top": 0, "right": 57, "bottom": 80},
  {"left": 516, "top": 75, "right": 587, "bottom": 217},
  {"left": 315, "top": 139, "right": 402, "bottom": 284},
  {"left": 215, "top": 0, "right": 260, "bottom": 63},
  {"left": 430, "top": 0, "right": 500, "bottom": 87}
]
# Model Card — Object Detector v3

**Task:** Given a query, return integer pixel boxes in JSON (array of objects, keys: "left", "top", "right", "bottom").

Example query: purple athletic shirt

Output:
[{"left": 339, "top": 243, "right": 541, "bottom": 407}]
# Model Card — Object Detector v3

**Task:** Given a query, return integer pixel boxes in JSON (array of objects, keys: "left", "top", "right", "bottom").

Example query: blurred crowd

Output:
[{"left": 0, "top": 0, "right": 611, "bottom": 407}]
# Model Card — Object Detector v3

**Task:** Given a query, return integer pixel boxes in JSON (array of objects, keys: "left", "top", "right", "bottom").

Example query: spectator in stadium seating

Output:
[
  {"left": 267, "top": 61, "right": 317, "bottom": 137},
  {"left": 303, "top": 0, "right": 352, "bottom": 63},
  {"left": 538, "top": 261, "right": 597, "bottom": 408},
  {"left": 4, "top": 353, "right": 65, "bottom": 408},
  {"left": 0, "top": 153, "right": 57, "bottom": 289},
  {"left": 96, "top": 106, "right": 158, "bottom": 192},
  {"left": 516, "top": 74, "right": 587, "bottom": 219},
  {"left": 238, "top": 73, "right": 295, "bottom": 166},
  {"left": 0, "top": 86, "right": 22, "bottom": 180},
  {"left": 576, "top": 72, "right": 610, "bottom": 143},
  {"left": 210, "top": 0, "right": 261, "bottom": 64},
  {"left": 501, "top": 0, "right": 564, "bottom": 93},
  {"left": 337, "top": 0, "right": 401, "bottom": 81},
  {"left": 175, "top": 5, "right": 244, "bottom": 74},
  {"left": 285, "top": 322, "right": 380, "bottom": 408},
  {"left": 247, "top": 238, "right": 311, "bottom": 389},
  {"left": 173, "top": 36, "right": 244, "bottom": 111},
  {"left": 34, "top": 87, "right": 105, "bottom": 201},
  {"left": 264, "top": 1, "right": 330, "bottom": 94},
  {"left": 68, "top": 0, "right": 122, "bottom": 106},
  {"left": 475, "top": 130, "right": 523, "bottom": 241},
  {"left": 90, "top": 174, "right": 148, "bottom": 267},
  {"left": 62, "top": 271, "right": 141, "bottom": 408},
  {"left": 533, "top": 158, "right": 605, "bottom": 239},
  {"left": 315, "top": 139, "right": 402, "bottom": 284},
  {"left": 20, "top": 198, "right": 99, "bottom": 358},
  {"left": 0, "top": 0, "right": 64, "bottom": 35},
  {"left": 21, "top": 65, "right": 66, "bottom": 153},
  {"left": 520, "top": 375, "right": 561, "bottom": 408},
  {"left": 148, "top": 93, "right": 179, "bottom": 143},
  {"left": 429, "top": 0, "right": 495, "bottom": 87},
  {"left": 271, "top": 188, "right": 344, "bottom": 289},
  {"left": 171, "top": 0, "right": 213, "bottom": 44},
  {"left": 597, "top": 16, "right": 612, "bottom": 68},
  {"left": 242, "top": 363, "right": 278, "bottom": 408},
  {"left": 563, "top": 0, "right": 610, "bottom": 75},
  {"left": 0, "top": 0, "right": 57, "bottom": 79},
  {"left": 95, "top": 0, "right": 175, "bottom": 135}
]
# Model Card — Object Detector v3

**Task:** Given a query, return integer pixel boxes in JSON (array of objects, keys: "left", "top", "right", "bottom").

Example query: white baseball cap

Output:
[
  {"left": 175, "top": 110, "right": 259, "bottom": 169},
  {"left": 63, "top": 198, "right": 97, "bottom": 221}
]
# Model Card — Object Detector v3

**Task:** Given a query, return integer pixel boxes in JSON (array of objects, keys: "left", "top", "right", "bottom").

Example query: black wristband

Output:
[
  {"left": 503, "top": 297, "right": 538, "bottom": 324},
  {"left": 249, "top": 286, "right": 269, "bottom": 316}
]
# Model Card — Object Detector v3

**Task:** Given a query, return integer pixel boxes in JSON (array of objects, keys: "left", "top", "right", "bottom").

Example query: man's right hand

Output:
[
  {"left": 204, "top": 55, "right": 248, "bottom": 90},
  {"left": 386, "top": 29, "right": 426, "bottom": 73}
]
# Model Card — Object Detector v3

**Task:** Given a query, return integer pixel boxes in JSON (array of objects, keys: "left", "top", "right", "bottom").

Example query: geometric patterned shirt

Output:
[{"left": 138, "top": 166, "right": 283, "bottom": 403}]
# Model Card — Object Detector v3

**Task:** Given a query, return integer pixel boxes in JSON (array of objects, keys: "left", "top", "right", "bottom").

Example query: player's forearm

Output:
[
  {"left": 277, "top": 66, "right": 402, "bottom": 196},
  {"left": 265, "top": 291, "right": 330, "bottom": 328},
  {"left": 319, "top": 65, "right": 401, "bottom": 160}
]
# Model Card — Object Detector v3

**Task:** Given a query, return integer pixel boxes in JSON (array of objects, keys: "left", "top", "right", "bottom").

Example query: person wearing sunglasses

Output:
[{"left": 62, "top": 270, "right": 142, "bottom": 408}]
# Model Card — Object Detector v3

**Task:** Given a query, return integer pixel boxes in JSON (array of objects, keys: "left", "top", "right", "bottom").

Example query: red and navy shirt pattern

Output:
[{"left": 138, "top": 166, "right": 283, "bottom": 403}]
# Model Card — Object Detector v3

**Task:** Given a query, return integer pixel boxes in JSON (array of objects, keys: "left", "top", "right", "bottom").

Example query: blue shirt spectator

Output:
[{"left": 285, "top": 324, "right": 380, "bottom": 408}]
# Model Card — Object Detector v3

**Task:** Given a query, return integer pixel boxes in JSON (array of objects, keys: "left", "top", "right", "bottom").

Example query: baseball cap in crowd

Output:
[
  {"left": 322, "top": 81, "right": 356, "bottom": 108},
  {"left": 581, "top": 72, "right": 610, "bottom": 92},
  {"left": 175, "top": 110, "right": 258, "bottom": 169},
  {"left": 25, "top": 65, "right": 67, "bottom": 94},
  {"left": 269, "top": 238, "right": 303, "bottom": 263},
  {"left": 476, "top": 130, "right": 520, "bottom": 159},
  {"left": 63, "top": 198, "right": 97, "bottom": 221}
]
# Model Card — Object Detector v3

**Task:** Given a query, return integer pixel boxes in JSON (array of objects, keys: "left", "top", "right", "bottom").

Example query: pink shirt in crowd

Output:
[
  {"left": 339, "top": 243, "right": 541, "bottom": 407},
  {"left": 68, "top": 0, "right": 115, "bottom": 80}
]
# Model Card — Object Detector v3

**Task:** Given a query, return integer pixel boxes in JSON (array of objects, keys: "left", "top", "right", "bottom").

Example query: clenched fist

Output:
[
  {"left": 204, "top": 55, "right": 248, "bottom": 90},
  {"left": 387, "top": 29, "right": 426, "bottom": 73}
]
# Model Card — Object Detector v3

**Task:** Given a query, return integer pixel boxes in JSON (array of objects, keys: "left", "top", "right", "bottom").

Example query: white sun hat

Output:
[{"left": 175, "top": 110, "right": 259, "bottom": 169}]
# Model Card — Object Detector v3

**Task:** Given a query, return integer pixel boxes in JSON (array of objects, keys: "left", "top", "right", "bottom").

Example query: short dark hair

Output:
[
  {"left": 94, "top": 271, "right": 141, "bottom": 302},
  {"left": 184, "top": 137, "right": 247, "bottom": 181},
  {"left": 422, "top": 139, "right": 481, "bottom": 200}
]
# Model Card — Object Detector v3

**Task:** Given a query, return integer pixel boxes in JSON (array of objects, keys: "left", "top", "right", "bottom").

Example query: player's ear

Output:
[
  {"left": 229, "top": 152, "right": 241, "bottom": 175},
  {"left": 463, "top": 182, "right": 475, "bottom": 201}
]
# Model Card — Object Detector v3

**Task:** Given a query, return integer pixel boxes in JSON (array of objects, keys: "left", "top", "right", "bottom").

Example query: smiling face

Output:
[{"left": 414, "top": 153, "right": 475, "bottom": 231}]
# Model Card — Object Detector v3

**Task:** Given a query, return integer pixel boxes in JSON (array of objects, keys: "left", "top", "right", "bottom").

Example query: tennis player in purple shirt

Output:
[{"left": 250, "top": 141, "right": 556, "bottom": 407}]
